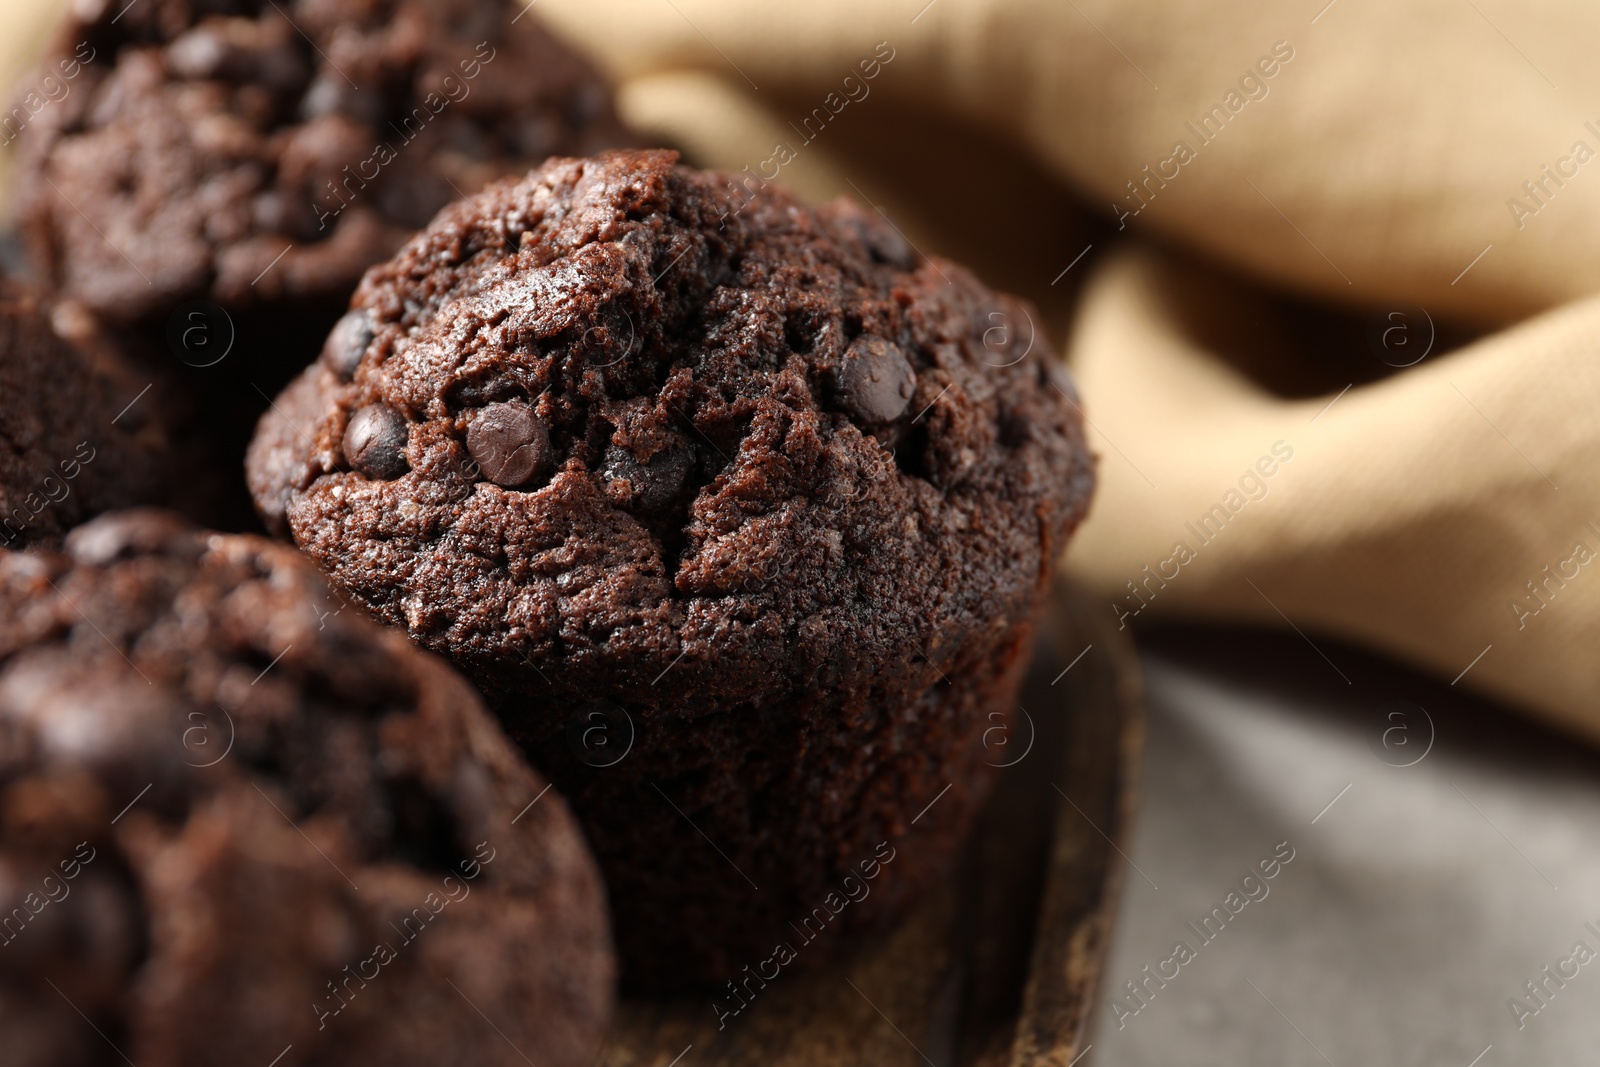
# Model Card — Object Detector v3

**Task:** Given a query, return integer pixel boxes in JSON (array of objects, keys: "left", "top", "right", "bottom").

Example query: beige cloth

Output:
[{"left": 7, "top": 0, "right": 1600, "bottom": 736}]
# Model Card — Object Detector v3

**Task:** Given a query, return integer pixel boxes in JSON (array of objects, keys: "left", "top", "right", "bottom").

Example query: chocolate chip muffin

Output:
[
  {"left": 0, "top": 279, "right": 175, "bottom": 547},
  {"left": 11, "top": 0, "right": 631, "bottom": 527},
  {"left": 0, "top": 510, "right": 614, "bottom": 1066},
  {"left": 15, "top": 0, "right": 628, "bottom": 330},
  {"left": 247, "top": 149, "right": 1096, "bottom": 985}
]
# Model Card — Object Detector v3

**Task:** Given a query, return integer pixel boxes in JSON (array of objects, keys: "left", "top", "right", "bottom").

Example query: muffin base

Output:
[{"left": 506, "top": 610, "right": 1039, "bottom": 990}]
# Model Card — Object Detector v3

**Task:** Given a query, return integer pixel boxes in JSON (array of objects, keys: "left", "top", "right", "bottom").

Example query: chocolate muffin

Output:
[
  {"left": 11, "top": 0, "right": 631, "bottom": 526},
  {"left": 247, "top": 149, "right": 1096, "bottom": 985},
  {"left": 15, "top": 0, "right": 628, "bottom": 330},
  {"left": 0, "top": 279, "right": 174, "bottom": 547},
  {"left": 0, "top": 510, "right": 614, "bottom": 1066}
]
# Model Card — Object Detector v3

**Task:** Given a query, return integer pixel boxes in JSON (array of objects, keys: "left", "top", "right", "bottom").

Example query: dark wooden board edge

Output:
[
  {"left": 1004, "top": 586, "right": 1144, "bottom": 1067},
  {"left": 596, "top": 582, "right": 1145, "bottom": 1067}
]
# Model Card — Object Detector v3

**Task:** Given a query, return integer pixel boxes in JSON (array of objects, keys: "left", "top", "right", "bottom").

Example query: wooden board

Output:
[{"left": 597, "top": 584, "right": 1145, "bottom": 1067}]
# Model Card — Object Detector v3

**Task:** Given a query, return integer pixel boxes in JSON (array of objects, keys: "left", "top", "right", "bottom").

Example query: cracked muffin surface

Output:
[
  {"left": 248, "top": 148, "right": 1096, "bottom": 984},
  {"left": 0, "top": 509, "right": 614, "bottom": 1066}
]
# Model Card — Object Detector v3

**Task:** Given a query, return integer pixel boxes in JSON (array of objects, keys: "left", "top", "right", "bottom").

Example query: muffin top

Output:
[
  {"left": 14, "top": 0, "right": 629, "bottom": 324},
  {"left": 0, "top": 510, "right": 613, "bottom": 1067},
  {"left": 248, "top": 149, "right": 1095, "bottom": 717},
  {"left": 0, "top": 280, "right": 173, "bottom": 547}
]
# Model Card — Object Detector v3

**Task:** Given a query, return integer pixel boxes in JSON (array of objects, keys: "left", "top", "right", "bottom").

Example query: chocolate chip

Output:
[
  {"left": 864, "top": 225, "right": 915, "bottom": 271},
  {"left": 836, "top": 337, "right": 915, "bottom": 423},
  {"left": 343, "top": 404, "right": 409, "bottom": 480},
  {"left": 321, "top": 310, "right": 373, "bottom": 381},
  {"left": 603, "top": 443, "right": 693, "bottom": 512},
  {"left": 467, "top": 403, "right": 551, "bottom": 488},
  {"left": 836, "top": 208, "right": 916, "bottom": 270}
]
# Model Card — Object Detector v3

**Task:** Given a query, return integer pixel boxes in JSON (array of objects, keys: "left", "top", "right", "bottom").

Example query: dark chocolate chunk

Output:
[
  {"left": 863, "top": 221, "right": 915, "bottom": 271},
  {"left": 467, "top": 402, "right": 551, "bottom": 488},
  {"left": 321, "top": 309, "right": 373, "bottom": 381},
  {"left": 343, "top": 404, "right": 409, "bottom": 479},
  {"left": 602, "top": 443, "right": 693, "bottom": 512},
  {"left": 837, "top": 336, "right": 915, "bottom": 423},
  {"left": 832, "top": 202, "right": 917, "bottom": 271}
]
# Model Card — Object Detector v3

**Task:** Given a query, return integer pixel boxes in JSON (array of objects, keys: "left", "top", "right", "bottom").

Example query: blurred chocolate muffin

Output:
[
  {"left": 10, "top": 0, "right": 630, "bottom": 526},
  {"left": 246, "top": 149, "right": 1096, "bottom": 985},
  {"left": 0, "top": 279, "right": 175, "bottom": 546},
  {"left": 15, "top": 0, "right": 628, "bottom": 330},
  {"left": 0, "top": 510, "right": 614, "bottom": 1066}
]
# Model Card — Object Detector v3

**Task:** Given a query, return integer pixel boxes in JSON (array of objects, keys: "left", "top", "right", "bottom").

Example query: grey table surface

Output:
[{"left": 1088, "top": 624, "right": 1600, "bottom": 1067}]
